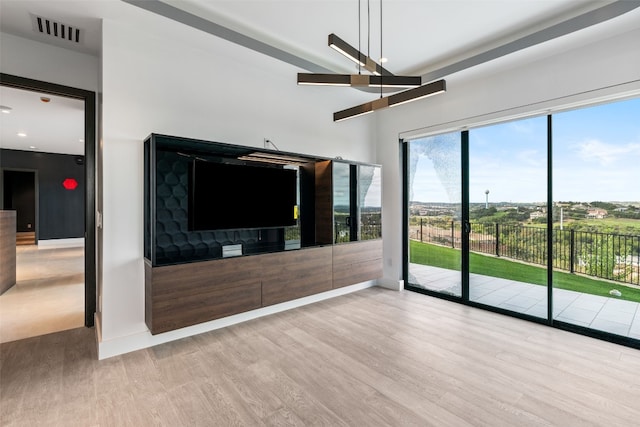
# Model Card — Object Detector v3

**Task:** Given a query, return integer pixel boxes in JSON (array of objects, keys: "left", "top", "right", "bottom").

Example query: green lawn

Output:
[{"left": 410, "top": 240, "right": 640, "bottom": 303}]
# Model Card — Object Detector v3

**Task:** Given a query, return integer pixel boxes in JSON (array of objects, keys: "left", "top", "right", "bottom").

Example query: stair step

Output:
[{"left": 16, "top": 232, "right": 36, "bottom": 246}]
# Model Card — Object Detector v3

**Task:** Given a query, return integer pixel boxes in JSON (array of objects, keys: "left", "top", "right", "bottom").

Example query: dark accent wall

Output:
[
  {"left": 0, "top": 149, "right": 84, "bottom": 240},
  {"left": 153, "top": 149, "right": 284, "bottom": 265},
  {"left": 3, "top": 170, "right": 36, "bottom": 232}
]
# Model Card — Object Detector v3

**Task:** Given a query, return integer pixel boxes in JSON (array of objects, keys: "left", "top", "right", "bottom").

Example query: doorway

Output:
[
  {"left": 3, "top": 170, "right": 37, "bottom": 245},
  {"left": 0, "top": 73, "right": 96, "bottom": 341}
]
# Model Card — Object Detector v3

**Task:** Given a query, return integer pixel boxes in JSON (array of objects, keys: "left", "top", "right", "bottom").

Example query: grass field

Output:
[
  {"left": 571, "top": 217, "right": 640, "bottom": 227},
  {"left": 410, "top": 240, "right": 640, "bottom": 303},
  {"left": 559, "top": 217, "right": 640, "bottom": 233}
]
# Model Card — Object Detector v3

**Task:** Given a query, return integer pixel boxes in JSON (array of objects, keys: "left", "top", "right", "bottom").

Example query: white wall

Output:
[
  {"left": 100, "top": 16, "right": 375, "bottom": 357},
  {"left": 1, "top": 31, "right": 100, "bottom": 337},
  {"left": 0, "top": 32, "right": 99, "bottom": 92},
  {"left": 375, "top": 27, "right": 640, "bottom": 290}
]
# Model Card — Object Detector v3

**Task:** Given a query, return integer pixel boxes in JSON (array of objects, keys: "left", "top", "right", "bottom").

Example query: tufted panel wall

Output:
[{"left": 154, "top": 150, "right": 279, "bottom": 265}]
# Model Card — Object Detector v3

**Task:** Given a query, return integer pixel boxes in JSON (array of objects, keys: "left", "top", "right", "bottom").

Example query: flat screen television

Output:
[{"left": 188, "top": 159, "right": 297, "bottom": 231}]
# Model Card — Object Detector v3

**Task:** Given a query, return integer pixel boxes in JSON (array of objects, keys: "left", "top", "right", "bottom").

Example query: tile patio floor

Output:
[{"left": 409, "top": 263, "right": 640, "bottom": 340}]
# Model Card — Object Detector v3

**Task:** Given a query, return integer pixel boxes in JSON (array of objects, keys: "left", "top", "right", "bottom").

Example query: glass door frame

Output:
[
  {"left": 402, "top": 125, "right": 553, "bottom": 324},
  {"left": 402, "top": 113, "right": 640, "bottom": 349}
]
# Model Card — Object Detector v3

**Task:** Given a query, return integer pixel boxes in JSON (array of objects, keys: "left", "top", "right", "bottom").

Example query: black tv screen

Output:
[{"left": 188, "top": 160, "right": 297, "bottom": 231}]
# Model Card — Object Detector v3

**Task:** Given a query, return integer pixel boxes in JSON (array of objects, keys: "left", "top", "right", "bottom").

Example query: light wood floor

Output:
[
  {"left": 2, "top": 287, "right": 640, "bottom": 426},
  {"left": 0, "top": 245, "right": 84, "bottom": 343}
]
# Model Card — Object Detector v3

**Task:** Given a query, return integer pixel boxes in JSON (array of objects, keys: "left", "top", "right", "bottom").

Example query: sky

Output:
[{"left": 410, "top": 97, "right": 640, "bottom": 204}]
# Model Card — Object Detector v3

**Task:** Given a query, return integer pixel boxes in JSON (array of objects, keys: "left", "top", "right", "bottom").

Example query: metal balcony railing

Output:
[{"left": 411, "top": 218, "right": 640, "bottom": 286}]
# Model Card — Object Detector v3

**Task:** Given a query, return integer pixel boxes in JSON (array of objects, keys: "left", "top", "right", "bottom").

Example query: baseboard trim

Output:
[
  {"left": 376, "top": 277, "right": 403, "bottom": 291},
  {"left": 38, "top": 238, "right": 84, "bottom": 248},
  {"left": 97, "top": 280, "right": 377, "bottom": 360}
]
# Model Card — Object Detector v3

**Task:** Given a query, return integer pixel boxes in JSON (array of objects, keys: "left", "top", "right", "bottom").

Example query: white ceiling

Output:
[
  {"left": 0, "top": 86, "right": 85, "bottom": 155},
  {"left": 163, "top": 0, "right": 613, "bottom": 75},
  {"left": 1, "top": 0, "right": 638, "bottom": 155}
]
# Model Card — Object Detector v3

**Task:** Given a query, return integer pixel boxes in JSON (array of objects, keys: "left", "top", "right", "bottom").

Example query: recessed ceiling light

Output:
[
  {"left": 0, "top": 105, "right": 12, "bottom": 114},
  {"left": 17, "top": 132, "right": 27, "bottom": 137},
  {"left": 29, "top": 146, "right": 37, "bottom": 149},
  {"left": 79, "top": 138, "right": 84, "bottom": 143},
  {"left": 379, "top": 57, "right": 388, "bottom": 63}
]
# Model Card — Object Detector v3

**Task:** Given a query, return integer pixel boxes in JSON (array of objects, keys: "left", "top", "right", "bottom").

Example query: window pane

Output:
[
  {"left": 468, "top": 116, "right": 548, "bottom": 319},
  {"left": 553, "top": 97, "right": 640, "bottom": 339},
  {"left": 407, "top": 132, "right": 462, "bottom": 297},
  {"left": 358, "top": 165, "right": 381, "bottom": 240},
  {"left": 333, "top": 162, "right": 351, "bottom": 243}
]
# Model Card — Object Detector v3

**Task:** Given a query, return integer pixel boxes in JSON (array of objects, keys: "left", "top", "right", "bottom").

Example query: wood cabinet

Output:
[
  {"left": 0, "top": 211, "right": 17, "bottom": 295},
  {"left": 261, "top": 246, "right": 333, "bottom": 306},
  {"left": 143, "top": 134, "right": 383, "bottom": 335},
  {"left": 145, "top": 244, "right": 378, "bottom": 334},
  {"left": 314, "top": 160, "right": 334, "bottom": 245},
  {"left": 333, "top": 240, "right": 383, "bottom": 289},
  {"left": 145, "top": 256, "right": 263, "bottom": 334}
]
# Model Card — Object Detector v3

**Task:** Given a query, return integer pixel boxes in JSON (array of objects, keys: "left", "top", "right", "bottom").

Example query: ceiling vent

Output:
[{"left": 31, "top": 14, "right": 82, "bottom": 44}]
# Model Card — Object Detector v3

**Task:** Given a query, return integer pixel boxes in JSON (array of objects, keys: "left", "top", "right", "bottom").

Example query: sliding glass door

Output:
[
  {"left": 407, "top": 132, "right": 462, "bottom": 297},
  {"left": 404, "top": 96, "right": 640, "bottom": 347},
  {"left": 468, "top": 117, "right": 549, "bottom": 319},
  {"left": 552, "top": 98, "right": 640, "bottom": 338}
]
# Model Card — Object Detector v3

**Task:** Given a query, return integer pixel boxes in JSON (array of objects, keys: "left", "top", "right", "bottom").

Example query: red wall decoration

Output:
[{"left": 62, "top": 178, "right": 78, "bottom": 190}]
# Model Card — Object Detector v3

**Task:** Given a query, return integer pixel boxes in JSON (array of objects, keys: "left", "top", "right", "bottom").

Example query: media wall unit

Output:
[{"left": 144, "top": 134, "right": 382, "bottom": 334}]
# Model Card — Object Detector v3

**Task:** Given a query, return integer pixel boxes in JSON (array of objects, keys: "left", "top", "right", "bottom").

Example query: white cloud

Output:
[{"left": 574, "top": 139, "right": 640, "bottom": 166}]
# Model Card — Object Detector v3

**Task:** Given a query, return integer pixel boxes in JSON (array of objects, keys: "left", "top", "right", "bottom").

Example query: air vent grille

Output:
[{"left": 32, "top": 14, "right": 82, "bottom": 44}]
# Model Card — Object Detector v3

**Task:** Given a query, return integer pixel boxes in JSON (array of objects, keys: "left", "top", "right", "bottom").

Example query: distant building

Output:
[
  {"left": 529, "top": 211, "right": 545, "bottom": 220},
  {"left": 586, "top": 208, "right": 607, "bottom": 219}
]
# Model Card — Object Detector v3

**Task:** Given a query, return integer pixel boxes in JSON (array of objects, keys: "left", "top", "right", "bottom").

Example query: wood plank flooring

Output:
[
  {"left": 2, "top": 287, "right": 640, "bottom": 426},
  {"left": 0, "top": 245, "right": 84, "bottom": 343}
]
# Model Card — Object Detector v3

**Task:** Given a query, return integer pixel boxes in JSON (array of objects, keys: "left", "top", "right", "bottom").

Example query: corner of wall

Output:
[{"left": 376, "top": 278, "right": 403, "bottom": 291}]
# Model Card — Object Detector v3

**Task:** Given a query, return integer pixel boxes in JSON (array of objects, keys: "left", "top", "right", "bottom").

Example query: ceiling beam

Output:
[
  {"left": 123, "top": 0, "right": 638, "bottom": 83},
  {"left": 420, "top": 1, "right": 640, "bottom": 82},
  {"left": 121, "top": 0, "right": 333, "bottom": 73}
]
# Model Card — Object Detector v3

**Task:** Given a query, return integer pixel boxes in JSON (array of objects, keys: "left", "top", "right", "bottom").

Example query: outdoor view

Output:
[
  {"left": 285, "top": 162, "right": 382, "bottom": 245},
  {"left": 334, "top": 163, "right": 382, "bottom": 243},
  {"left": 408, "top": 97, "right": 640, "bottom": 339}
]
